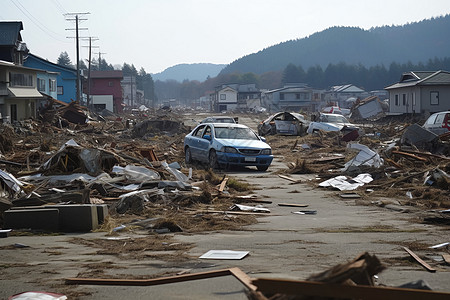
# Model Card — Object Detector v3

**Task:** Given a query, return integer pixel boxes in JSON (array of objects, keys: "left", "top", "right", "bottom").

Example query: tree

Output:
[
  {"left": 282, "top": 63, "right": 305, "bottom": 85},
  {"left": 57, "top": 51, "right": 73, "bottom": 68}
]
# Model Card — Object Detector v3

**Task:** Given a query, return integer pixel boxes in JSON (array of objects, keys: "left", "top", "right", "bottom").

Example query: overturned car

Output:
[{"left": 257, "top": 112, "right": 309, "bottom": 136}]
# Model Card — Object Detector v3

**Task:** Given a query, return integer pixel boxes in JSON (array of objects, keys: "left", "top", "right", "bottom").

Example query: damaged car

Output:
[
  {"left": 184, "top": 123, "right": 273, "bottom": 171},
  {"left": 257, "top": 112, "right": 309, "bottom": 136},
  {"left": 307, "top": 113, "right": 361, "bottom": 139}
]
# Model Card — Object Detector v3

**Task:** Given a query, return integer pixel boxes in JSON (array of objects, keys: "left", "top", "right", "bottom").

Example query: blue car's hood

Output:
[{"left": 217, "top": 138, "right": 270, "bottom": 149}]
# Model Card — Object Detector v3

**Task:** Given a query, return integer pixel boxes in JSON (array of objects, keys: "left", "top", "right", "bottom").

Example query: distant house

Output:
[
  {"left": 325, "top": 84, "right": 367, "bottom": 108},
  {"left": 211, "top": 85, "right": 238, "bottom": 112},
  {"left": 385, "top": 70, "right": 450, "bottom": 115},
  {"left": 89, "top": 70, "right": 124, "bottom": 113},
  {"left": 0, "top": 21, "right": 28, "bottom": 65},
  {"left": 24, "top": 53, "right": 78, "bottom": 104},
  {"left": 0, "top": 60, "right": 44, "bottom": 122},
  {"left": 262, "top": 84, "right": 323, "bottom": 112}
]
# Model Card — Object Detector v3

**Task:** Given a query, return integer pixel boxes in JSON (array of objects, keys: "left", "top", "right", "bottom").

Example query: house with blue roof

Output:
[{"left": 24, "top": 53, "right": 78, "bottom": 103}]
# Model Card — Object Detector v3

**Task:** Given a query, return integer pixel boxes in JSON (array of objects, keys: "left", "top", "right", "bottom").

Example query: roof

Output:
[
  {"left": 385, "top": 70, "right": 450, "bottom": 90},
  {"left": 26, "top": 53, "right": 77, "bottom": 73},
  {"left": 265, "top": 85, "right": 311, "bottom": 94},
  {"left": 329, "top": 84, "right": 365, "bottom": 93},
  {"left": 0, "top": 21, "right": 23, "bottom": 46},
  {"left": 0, "top": 59, "right": 55, "bottom": 74},
  {"left": 90, "top": 70, "right": 123, "bottom": 79}
]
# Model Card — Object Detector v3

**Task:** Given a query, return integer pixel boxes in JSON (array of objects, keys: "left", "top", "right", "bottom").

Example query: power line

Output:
[
  {"left": 9, "top": 0, "right": 68, "bottom": 43},
  {"left": 52, "top": 0, "right": 67, "bottom": 15}
]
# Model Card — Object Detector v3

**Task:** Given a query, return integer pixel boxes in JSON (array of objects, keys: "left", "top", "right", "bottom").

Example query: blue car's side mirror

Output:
[{"left": 203, "top": 135, "right": 212, "bottom": 140}]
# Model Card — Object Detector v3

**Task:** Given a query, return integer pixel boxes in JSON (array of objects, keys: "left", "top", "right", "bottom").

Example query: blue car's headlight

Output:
[
  {"left": 223, "top": 146, "right": 238, "bottom": 153},
  {"left": 261, "top": 149, "right": 272, "bottom": 155}
]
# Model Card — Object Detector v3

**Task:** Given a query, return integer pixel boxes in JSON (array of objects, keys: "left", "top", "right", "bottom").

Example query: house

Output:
[
  {"left": 236, "top": 84, "right": 262, "bottom": 110},
  {"left": 325, "top": 84, "right": 367, "bottom": 108},
  {"left": 262, "top": 84, "right": 323, "bottom": 112},
  {"left": 88, "top": 70, "right": 124, "bottom": 113},
  {"left": 211, "top": 85, "right": 238, "bottom": 112},
  {"left": 0, "top": 21, "right": 28, "bottom": 65},
  {"left": 0, "top": 60, "right": 44, "bottom": 122},
  {"left": 385, "top": 70, "right": 450, "bottom": 115},
  {"left": 24, "top": 53, "right": 78, "bottom": 104},
  {"left": 350, "top": 96, "right": 385, "bottom": 120}
]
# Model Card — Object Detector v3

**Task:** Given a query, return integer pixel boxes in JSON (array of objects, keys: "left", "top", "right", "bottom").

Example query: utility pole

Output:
[
  {"left": 82, "top": 37, "right": 99, "bottom": 108},
  {"left": 65, "top": 12, "right": 89, "bottom": 103}
]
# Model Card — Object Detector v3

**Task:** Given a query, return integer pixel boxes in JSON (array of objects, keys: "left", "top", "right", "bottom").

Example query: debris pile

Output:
[{"left": 0, "top": 107, "right": 262, "bottom": 234}]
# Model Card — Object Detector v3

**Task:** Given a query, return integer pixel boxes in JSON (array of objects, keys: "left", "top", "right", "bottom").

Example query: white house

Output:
[
  {"left": 385, "top": 70, "right": 450, "bottom": 115},
  {"left": 211, "top": 85, "right": 238, "bottom": 112}
]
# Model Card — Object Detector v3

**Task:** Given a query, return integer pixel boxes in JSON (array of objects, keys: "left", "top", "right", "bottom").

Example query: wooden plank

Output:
[
  {"left": 442, "top": 254, "right": 450, "bottom": 265},
  {"left": 278, "top": 203, "right": 309, "bottom": 207},
  {"left": 278, "top": 174, "right": 301, "bottom": 183},
  {"left": 252, "top": 278, "right": 450, "bottom": 300},
  {"left": 403, "top": 247, "right": 436, "bottom": 272},
  {"left": 219, "top": 177, "right": 228, "bottom": 192},
  {"left": 229, "top": 267, "right": 257, "bottom": 291},
  {"left": 66, "top": 268, "right": 233, "bottom": 286}
]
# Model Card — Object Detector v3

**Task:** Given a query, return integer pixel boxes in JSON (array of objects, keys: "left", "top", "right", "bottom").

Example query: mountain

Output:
[
  {"left": 220, "top": 15, "right": 450, "bottom": 75},
  {"left": 152, "top": 63, "right": 226, "bottom": 82}
]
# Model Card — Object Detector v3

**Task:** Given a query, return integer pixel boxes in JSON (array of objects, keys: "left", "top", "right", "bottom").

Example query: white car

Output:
[
  {"left": 423, "top": 111, "right": 450, "bottom": 136},
  {"left": 307, "top": 113, "right": 360, "bottom": 135}
]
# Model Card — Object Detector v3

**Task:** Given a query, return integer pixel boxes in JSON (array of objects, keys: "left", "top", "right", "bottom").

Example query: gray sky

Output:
[{"left": 1, "top": 0, "right": 450, "bottom": 74}]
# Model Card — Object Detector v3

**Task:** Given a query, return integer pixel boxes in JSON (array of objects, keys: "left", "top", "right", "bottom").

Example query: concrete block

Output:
[
  {"left": 4, "top": 209, "right": 59, "bottom": 231},
  {"left": 96, "top": 204, "right": 109, "bottom": 224},
  {"left": 9, "top": 204, "right": 102, "bottom": 232},
  {"left": 45, "top": 204, "right": 99, "bottom": 232}
]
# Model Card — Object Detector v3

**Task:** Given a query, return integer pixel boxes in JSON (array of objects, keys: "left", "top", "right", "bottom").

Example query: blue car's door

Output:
[
  {"left": 188, "top": 125, "right": 206, "bottom": 160},
  {"left": 197, "top": 125, "right": 213, "bottom": 162}
]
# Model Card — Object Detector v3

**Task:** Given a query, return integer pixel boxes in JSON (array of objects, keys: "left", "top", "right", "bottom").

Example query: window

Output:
[
  {"left": 49, "top": 79, "right": 56, "bottom": 92},
  {"left": 9, "top": 72, "right": 33, "bottom": 87},
  {"left": 395, "top": 95, "right": 399, "bottom": 106},
  {"left": 57, "top": 86, "right": 63, "bottom": 95},
  {"left": 108, "top": 81, "right": 114, "bottom": 87},
  {"left": 430, "top": 91, "right": 439, "bottom": 105},
  {"left": 435, "top": 112, "right": 445, "bottom": 125},
  {"left": 402, "top": 94, "right": 406, "bottom": 105},
  {"left": 193, "top": 125, "right": 205, "bottom": 137},
  {"left": 220, "top": 94, "right": 226, "bottom": 100},
  {"left": 296, "top": 93, "right": 300, "bottom": 100},
  {"left": 280, "top": 93, "right": 285, "bottom": 100},
  {"left": 37, "top": 78, "right": 45, "bottom": 91}
]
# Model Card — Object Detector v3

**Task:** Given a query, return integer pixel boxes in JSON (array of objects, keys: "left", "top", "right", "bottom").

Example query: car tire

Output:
[
  {"left": 257, "top": 165, "right": 269, "bottom": 172},
  {"left": 185, "top": 147, "right": 192, "bottom": 164},
  {"left": 209, "top": 150, "right": 219, "bottom": 169}
]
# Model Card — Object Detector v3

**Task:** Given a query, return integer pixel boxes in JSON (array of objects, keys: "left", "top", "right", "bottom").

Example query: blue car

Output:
[{"left": 184, "top": 123, "right": 273, "bottom": 171}]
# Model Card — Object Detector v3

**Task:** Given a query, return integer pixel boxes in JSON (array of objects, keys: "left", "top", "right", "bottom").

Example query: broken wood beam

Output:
[
  {"left": 403, "top": 247, "right": 436, "bottom": 272},
  {"left": 66, "top": 267, "right": 257, "bottom": 291},
  {"left": 392, "top": 151, "right": 428, "bottom": 162},
  {"left": 218, "top": 177, "right": 228, "bottom": 192},
  {"left": 278, "top": 203, "right": 309, "bottom": 207},
  {"left": 252, "top": 278, "right": 450, "bottom": 300},
  {"left": 278, "top": 174, "right": 301, "bottom": 183}
]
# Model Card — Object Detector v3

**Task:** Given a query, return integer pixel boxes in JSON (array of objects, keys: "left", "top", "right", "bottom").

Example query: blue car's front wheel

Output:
[
  {"left": 209, "top": 150, "right": 219, "bottom": 169},
  {"left": 185, "top": 147, "right": 192, "bottom": 164}
]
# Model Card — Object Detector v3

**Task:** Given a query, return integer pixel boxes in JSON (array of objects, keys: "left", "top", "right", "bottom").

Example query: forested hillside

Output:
[{"left": 220, "top": 15, "right": 450, "bottom": 75}]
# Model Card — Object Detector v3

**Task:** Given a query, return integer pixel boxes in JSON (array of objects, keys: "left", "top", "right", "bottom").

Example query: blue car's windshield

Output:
[{"left": 215, "top": 127, "right": 259, "bottom": 140}]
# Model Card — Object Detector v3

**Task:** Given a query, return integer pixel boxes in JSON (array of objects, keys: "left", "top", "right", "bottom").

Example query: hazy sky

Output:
[{"left": 1, "top": 0, "right": 449, "bottom": 74}]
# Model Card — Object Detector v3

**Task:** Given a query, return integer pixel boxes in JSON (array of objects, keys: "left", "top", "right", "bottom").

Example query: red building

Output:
[{"left": 88, "top": 70, "right": 124, "bottom": 113}]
